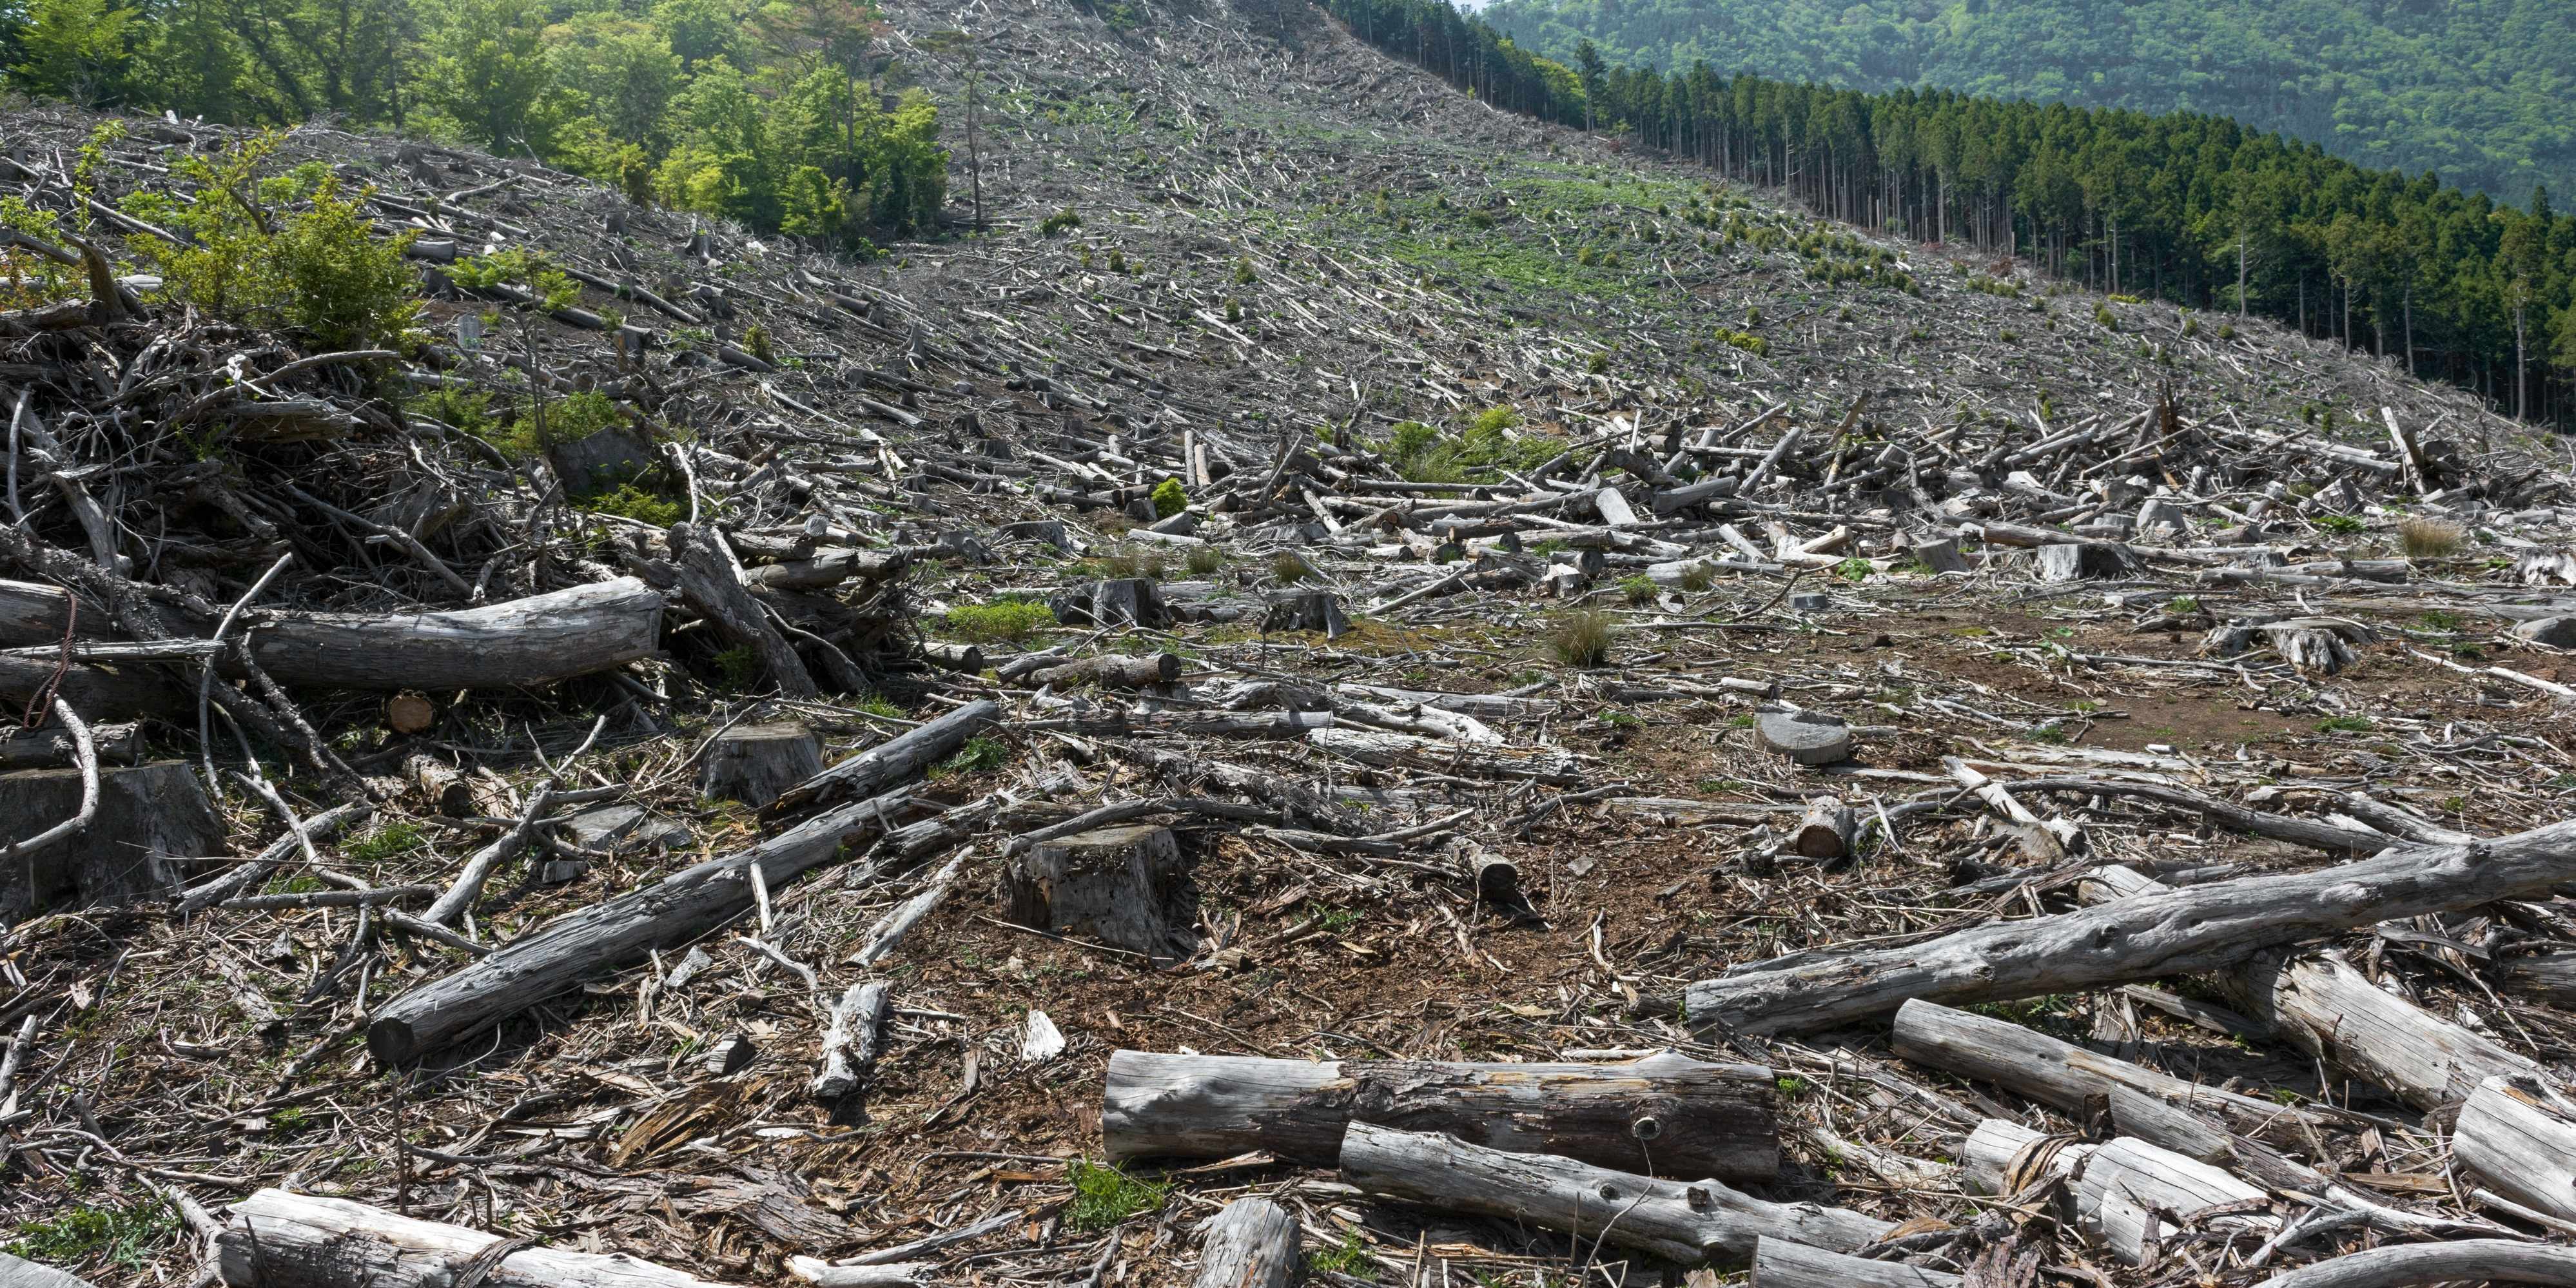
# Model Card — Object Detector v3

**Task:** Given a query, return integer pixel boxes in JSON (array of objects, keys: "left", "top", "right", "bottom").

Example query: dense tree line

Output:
[
  {"left": 1325, "top": 0, "right": 2576, "bottom": 428},
  {"left": 0, "top": 0, "right": 949, "bottom": 250},
  {"left": 1476, "top": 0, "right": 2576, "bottom": 212}
]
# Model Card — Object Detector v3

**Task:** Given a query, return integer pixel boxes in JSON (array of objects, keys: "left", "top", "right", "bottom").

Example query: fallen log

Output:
[
  {"left": 0, "top": 721, "right": 135, "bottom": 770},
  {"left": 2498, "top": 951, "right": 2576, "bottom": 1006},
  {"left": 810, "top": 980, "right": 892, "bottom": 1102},
  {"left": 2082, "top": 864, "right": 2548, "bottom": 1109},
  {"left": 1016, "top": 652, "right": 1181, "bottom": 690},
  {"left": 1338, "top": 1123, "right": 1883, "bottom": 1265},
  {"left": 0, "top": 1253, "right": 97, "bottom": 1288},
  {"left": 1962, "top": 1119, "right": 2274, "bottom": 1264},
  {"left": 1191, "top": 1197, "right": 1298, "bottom": 1288},
  {"left": 366, "top": 778, "right": 941, "bottom": 1064},
  {"left": 766, "top": 700, "right": 1000, "bottom": 815},
  {"left": 2454, "top": 1078, "right": 2576, "bottom": 1225},
  {"left": 1103, "top": 1048, "right": 1779, "bottom": 1181},
  {"left": 217, "top": 1187, "right": 743, "bottom": 1287},
  {"left": 0, "top": 578, "right": 664, "bottom": 694},
  {"left": 1685, "top": 819, "right": 2576, "bottom": 1036},
  {"left": 1750, "top": 1238, "right": 1958, "bottom": 1288},
  {"left": 2250, "top": 1240, "right": 2576, "bottom": 1288}
]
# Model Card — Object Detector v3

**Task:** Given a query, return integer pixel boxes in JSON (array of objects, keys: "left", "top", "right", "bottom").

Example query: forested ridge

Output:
[
  {"left": 1325, "top": 0, "right": 2576, "bottom": 428},
  {"left": 1474, "top": 0, "right": 2576, "bottom": 211},
  {"left": 0, "top": 0, "right": 950, "bottom": 249}
]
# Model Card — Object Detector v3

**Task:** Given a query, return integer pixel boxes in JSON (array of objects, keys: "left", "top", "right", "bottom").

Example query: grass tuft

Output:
[
  {"left": 1550, "top": 609, "right": 1619, "bottom": 668},
  {"left": 945, "top": 600, "right": 1055, "bottom": 645},
  {"left": 2398, "top": 516, "right": 2463, "bottom": 558}
]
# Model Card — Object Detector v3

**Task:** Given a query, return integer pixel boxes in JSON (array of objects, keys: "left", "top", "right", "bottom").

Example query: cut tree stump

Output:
[
  {"left": 1000, "top": 824, "right": 1195, "bottom": 958},
  {"left": 1687, "top": 816, "right": 2576, "bottom": 1036},
  {"left": 767, "top": 700, "right": 1000, "bottom": 815},
  {"left": 217, "top": 1188, "right": 742, "bottom": 1287},
  {"left": 699, "top": 723, "right": 825, "bottom": 808},
  {"left": 1103, "top": 1048, "right": 1779, "bottom": 1180},
  {"left": 1336, "top": 1122, "right": 1888, "bottom": 1265},
  {"left": 1753, "top": 710, "right": 1850, "bottom": 765},
  {"left": 1, "top": 761, "right": 224, "bottom": 922},
  {"left": 2454, "top": 1078, "right": 2576, "bottom": 1225},
  {"left": 1051, "top": 578, "right": 1166, "bottom": 627},
  {"left": 1191, "top": 1198, "right": 1298, "bottom": 1288},
  {"left": 1262, "top": 590, "right": 1350, "bottom": 638}
]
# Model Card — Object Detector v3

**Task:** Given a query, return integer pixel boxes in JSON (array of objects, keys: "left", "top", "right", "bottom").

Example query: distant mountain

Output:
[{"left": 1478, "top": 0, "right": 2576, "bottom": 204}]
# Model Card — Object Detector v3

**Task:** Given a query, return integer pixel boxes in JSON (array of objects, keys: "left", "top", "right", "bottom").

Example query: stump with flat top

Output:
[
  {"left": 2, "top": 761, "right": 224, "bottom": 922},
  {"left": 1753, "top": 710, "right": 1851, "bottom": 765},
  {"left": 699, "top": 723, "right": 826, "bottom": 808},
  {"left": 1001, "top": 823, "right": 1195, "bottom": 958}
]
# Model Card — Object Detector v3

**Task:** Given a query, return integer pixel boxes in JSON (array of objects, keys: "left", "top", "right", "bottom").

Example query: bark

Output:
[
  {"left": 2250, "top": 1241, "right": 2576, "bottom": 1288},
  {"left": 668, "top": 521, "right": 817, "bottom": 699},
  {"left": 0, "top": 721, "right": 134, "bottom": 770},
  {"left": 0, "top": 578, "right": 663, "bottom": 694},
  {"left": 766, "top": 700, "right": 1000, "bottom": 815},
  {"left": 1191, "top": 1198, "right": 1298, "bottom": 1288},
  {"left": 2, "top": 761, "right": 224, "bottom": 922},
  {"left": 1017, "top": 652, "right": 1181, "bottom": 690},
  {"left": 810, "top": 980, "right": 892, "bottom": 1102},
  {"left": 217, "top": 1187, "right": 743, "bottom": 1287},
  {"left": 1104, "top": 1048, "right": 1779, "bottom": 1181},
  {"left": 1961, "top": 1120, "right": 2272, "bottom": 1264},
  {"left": 698, "top": 723, "right": 825, "bottom": 808},
  {"left": 1888, "top": 999, "right": 2316, "bottom": 1126},
  {"left": 1791, "top": 797, "right": 1855, "bottom": 859},
  {"left": 1002, "top": 825, "right": 1195, "bottom": 958},
  {"left": 1686, "top": 819, "right": 2576, "bottom": 1036},
  {"left": 740, "top": 547, "right": 909, "bottom": 590},
  {"left": 2453, "top": 1078, "right": 2576, "bottom": 1225},
  {"left": 366, "top": 779, "right": 939, "bottom": 1064},
  {"left": 1750, "top": 1238, "right": 1958, "bottom": 1288},
  {"left": 2498, "top": 951, "right": 2576, "bottom": 1006}
]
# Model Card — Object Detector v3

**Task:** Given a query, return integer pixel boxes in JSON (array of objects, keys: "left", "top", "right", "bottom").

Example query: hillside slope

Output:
[
  {"left": 8, "top": 0, "right": 2576, "bottom": 1285},
  {"left": 1481, "top": 0, "right": 2576, "bottom": 205}
]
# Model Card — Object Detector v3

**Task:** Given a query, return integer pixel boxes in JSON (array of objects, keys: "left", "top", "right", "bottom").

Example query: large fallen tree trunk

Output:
[
  {"left": 1336, "top": 1122, "right": 1888, "bottom": 1265},
  {"left": 2454, "top": 1077, "right": 2576, "bottom": 1225},
  {"left": 1750, "top": 1238, "right": 1959, "bottom": 1288},
  {"left": 217, "top": 1187, "right": 743, "bottom": 1287},
  {"left": 2250, "top": 1240, "right": 2576, "bottom": 1288},
  {"left": 364, "top": 714, "right": 991, "bottom": 1064},
  {"left": 0, "top": 577, "right": 663, "bottom": 693},
  {"left": 1104, "top": 1049, "right": 1779, "bottom": 1181},
  {"left": 2082, "top": 864, "right": 2548, "bottom": 1109},
  {"left": 1686, "top": 819, "right": 2576, "bottom": 1036}
]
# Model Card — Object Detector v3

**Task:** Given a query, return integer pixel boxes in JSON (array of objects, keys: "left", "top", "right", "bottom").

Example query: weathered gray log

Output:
[
  {"left": 741, "top": 547, "right": 908, "bottom": 590},
  {"left": 3, "top": 761, "right": 224, "bottom": 922},
  {"left": 1686, "top": 818, "right": 2576, "bottom": 1037},
  {"left": 0, "top": 580, "right": 107, "bottom": 645},
  {"left": 921, "top": 641, "right": 985, "bottom": 674},
  {"left": 0, "top": 721, "right": 134, "bottom": 770},
  {"left": 1962, "top": 1119, "right": 2271, "bottom": 1264},
  {"left": 1104, "top": 1049, "right": 1779, "bottom": 1181},
  {"left": 2250, "top": 1242, "right": 2576, "bottom": 1288},
  {"left": 810, "top": 980, "right": 892, "bottom": 1101},
  {"left": 1791, "top": 797, "right": 1855, "bottom": 859},
  {"left": 2499, "top": 951, "right": 2576, "bottom": 1006},
  {"left": 669, "top": 521, "right": 817, "bottom": 699},
  {"left": 1750, "top": 1238, "right": 1958, "bottom": 1288},
  {"left": 767, "top": 700, "right": 1000, "bottom": 815},
  {"left": 1002, "top": 824, "right": 1194, "bottom": 958},
  {"left": 218, "top": 1187, "right": 742, "bottom": 1287},
  {"left": 698, "top": 723, "right": 825, "bottom": 808},
  {"left": 0, "top": 1251, "right": 99, "bottom": 1288},
  {"left": 0, "top": 655, "right": 186, "bottom": 718},
  {"left": 1191, "top": 1198, "right": 1298, "bottom": 1288},
  {"left": 2454, "top": 1078, "right": 2576, "bottom": 1225},
  {"left": 1018, "top": 653, "right": 1180, "bottom": 690},
  {"left": 2082, "top": 864, "right": 2546, "bottom": 1109},
  {"left": 1888, "top": 999, "right": 2322, "bottom": 1126},
  {"left": 1336, "top": 1122, "right": 1888, "bottom": 1265},
  {"left": 366, "top": 777, "right": 941, "bottom": 1064}
]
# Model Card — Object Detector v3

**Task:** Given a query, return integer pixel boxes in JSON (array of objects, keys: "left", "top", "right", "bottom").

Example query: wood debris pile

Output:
[{"left": 4, "top": 4, "right": 2576, "bottom": 1286}]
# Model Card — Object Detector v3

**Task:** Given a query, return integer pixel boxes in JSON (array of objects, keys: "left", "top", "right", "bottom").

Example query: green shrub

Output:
[
  {"left": 1232, "top": 256, "right": 1256, "bottom": 285},
  {"left": 935, "top": 734, "right": 1010, "bottom": 779},
  {"left": 346, "top": 820, "right": 427, "bottom": 863},
  {"left": 1039, "top": 208, "right": 1082, "bottom": 236},
  {"left": 1309, "top": 1227, "right": 1376, "bottom": 1280},
  {"left": 1619, "top": 574, "right": 1655, "bottom": 605},
  {"left": 7, "top": 1195, "right": 177, "bottom": 1273},
  {"left": 1186, "top": 545, "right": 1222, "bottom": 575},
  {"left": 583, "top": 482, "right": 685, "bottom": 527},
  {"left": 1064, "top": 1160, "right": 1166, "bottom": 1232},
  {"left": 945, "top": 600, "right": 1055, "bottom": 643},
  {"left": 495, "top": 389, "right": 629, "bottom": 460},
  {"left": 1150, "top": 477, "right": 1188, "bottom": 518},
  {"left": 2094, "top": 304, "right": 2118, "bottom": 331}
]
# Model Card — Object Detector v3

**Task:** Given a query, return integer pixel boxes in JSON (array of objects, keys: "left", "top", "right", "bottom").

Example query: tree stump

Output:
[
  {"left": 699, "top": 723, "right": 826, "bottom": 808},
  {"left": 1262, "top": 589, "right": 1351, "bottom": 639},
  {"left": 1791, "top": 797, "right": 1856, "bottom": 859},
  {"left": 1753, "top": 710, "right": 1851, "bottom": 765},
  {"left": 1050, "top": 578, "right": 1166, "bottom": 628},
  {"left": 2, "top": 761, "right": 224, "bottom": 922},
  {"left": 1192, "top": 1198, "right": 1299, "bottom": 1288},
  {"left": 1001, "top": 824, "right": 1195, "bottom": 958}
]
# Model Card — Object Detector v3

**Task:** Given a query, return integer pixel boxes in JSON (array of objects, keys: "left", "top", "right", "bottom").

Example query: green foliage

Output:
[
  {"left": 494, "top": 389, "right": 627, "bottom": 460},
  {"left": 935, "top": 734, "right": 1010, "bottom": 779},
  {"left": 1376, "top": 408, "right": 1557, "bottom": 483},
  {"left": 2316, "top": 715, "right": 2376, "bottom": 734},
  {"left": 1064, "top": 1160, "right": 1166, "bottom": 1231},
  {"left": 712, "top": 644, "right": 760, "bottom": 690},
  {"left": 2316, "top": 514, "right": 2366, "bottom": 534},
  {"left": 1619, "top": 573, "right": 1655, "bottom": 604},
  {"left": 582, "top": 481, "right": 685, "bottom": 526},
  {"left": 1831, "top": 556, "right": 1872, "bottom": 583},
  {"left": 1040, "top": 208, "right": 1082, "bottom": 236},
  {"left": 346, "top": 820, "right": 427, "bottom": 863},
  {"left": 1271, "top": 551, "right": 1312, "bottom": 584},
  {"left": 132, "top": 132, "right": 421, "bottom": 351},
  {"left": 8, "top": 1195, "right": 177, "bottom": 1273},
  {"left": 2094, "top": 304, "right": 2119, "bottom": 331},
  {"left": 1233, "top": 255, "right": 1257, "bottom": 285},
  {"left": 12, "top": 0, "right": 137, "bottom": 104},
  {"left": 944, "top": 600, "right": 1055, "bottom": 644},
  {"left": 1150, "top": 477, "right": 1188, "bottom": 518},
  {"left": 1186, "top": 545, "right": 1223, "bottom": 575},
  {"left": 1309, "top": 1227, "right": 1378, "bottom": 1281}
]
